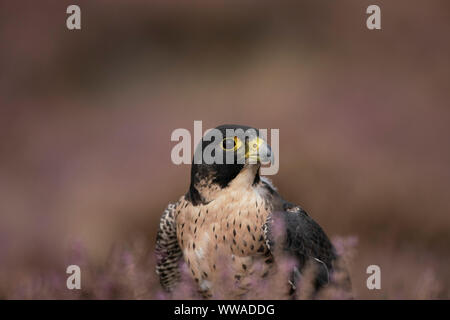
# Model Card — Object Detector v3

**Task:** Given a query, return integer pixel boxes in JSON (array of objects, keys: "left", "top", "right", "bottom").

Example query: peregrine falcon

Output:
[{"left": 155, "top": 124, "right": 350, "bottom": 298}]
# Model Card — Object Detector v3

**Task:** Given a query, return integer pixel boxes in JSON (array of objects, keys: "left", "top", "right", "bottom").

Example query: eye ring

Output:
[{"left": 221, "top": 136, "right": 242, "bottom": 151}]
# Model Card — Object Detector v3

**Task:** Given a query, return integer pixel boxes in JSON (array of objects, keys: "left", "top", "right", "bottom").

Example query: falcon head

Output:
[{"left": 188, "top": 124, "right": 273, "bottom": 205}]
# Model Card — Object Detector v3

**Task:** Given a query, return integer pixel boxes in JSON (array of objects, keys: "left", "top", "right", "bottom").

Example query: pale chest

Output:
[{"left": 175, "top": 189, "right": 273, "bottom": 296}]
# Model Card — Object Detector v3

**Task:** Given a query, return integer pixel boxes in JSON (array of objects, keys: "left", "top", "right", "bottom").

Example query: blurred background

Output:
[{"left": 0, "top": 0, "right": 449, "bottom": 299}]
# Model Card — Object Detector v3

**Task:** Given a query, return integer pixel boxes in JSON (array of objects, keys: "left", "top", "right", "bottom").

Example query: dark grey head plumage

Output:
[{"left": 188, "top": 124, "right": 271, "bottom": 205}]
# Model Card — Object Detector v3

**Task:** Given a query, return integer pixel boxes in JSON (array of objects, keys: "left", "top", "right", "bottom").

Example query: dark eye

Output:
[{"left": 222, "top": 137, "right": 236, "bottom": 150}]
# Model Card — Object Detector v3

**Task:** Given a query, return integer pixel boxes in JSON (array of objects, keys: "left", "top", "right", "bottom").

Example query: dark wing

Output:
[
  {"left": 264, "top": 206, "right": 337, "bottom": 291},
  {"left": 155, "top": 203, "right": 182, "bottom": 291}
]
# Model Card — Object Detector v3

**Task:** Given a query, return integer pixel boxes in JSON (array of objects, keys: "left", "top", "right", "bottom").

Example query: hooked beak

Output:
[{"left": 245, "top": 137, "right": 274, "bottom": 165}]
